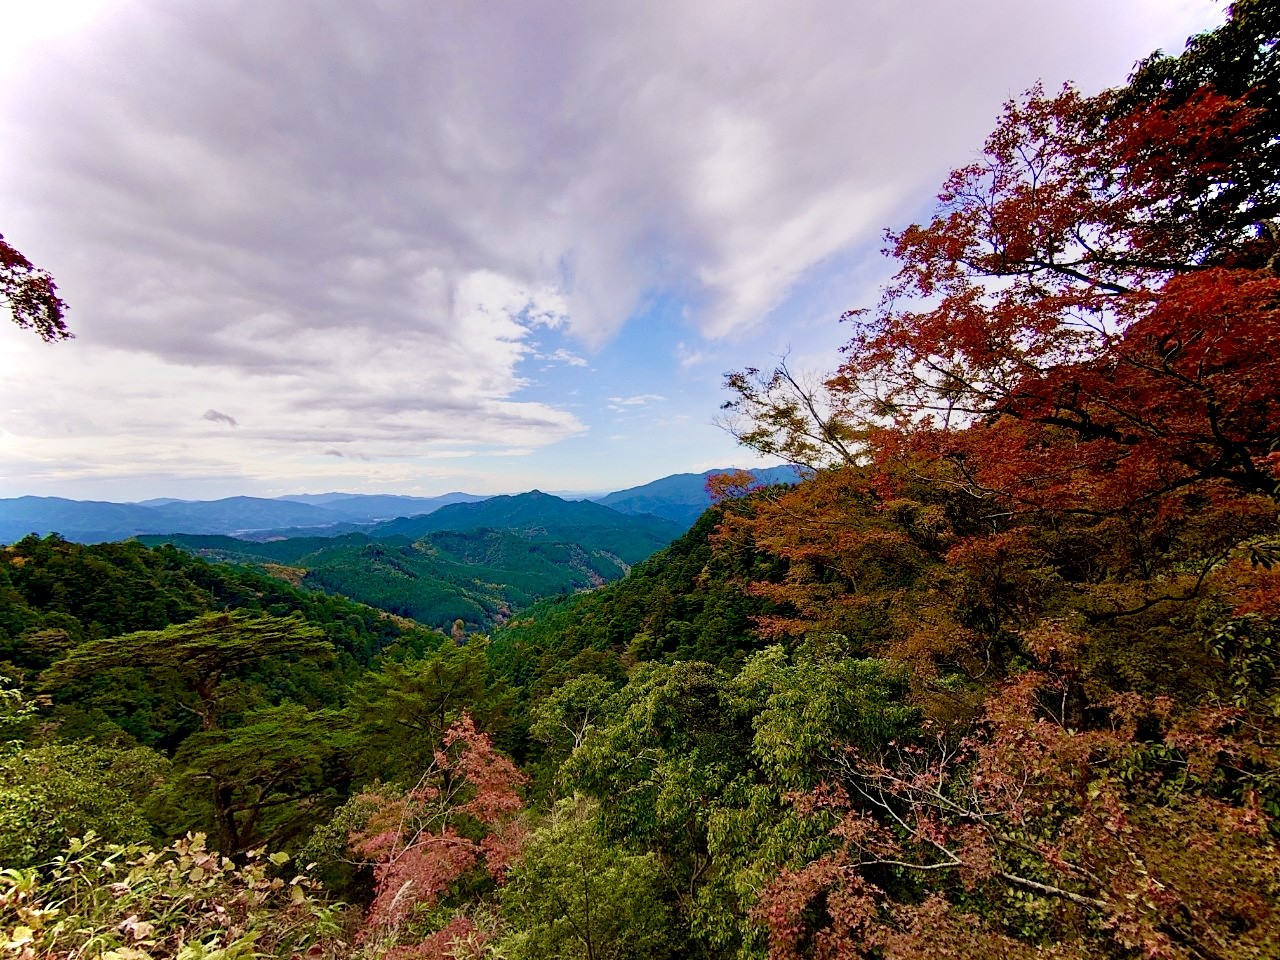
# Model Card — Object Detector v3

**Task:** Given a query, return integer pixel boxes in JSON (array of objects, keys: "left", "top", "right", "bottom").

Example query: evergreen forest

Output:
[
  {"left": 135, "top": 489, "right": 684, "bottom": 633},
  {"left": 2, "top": 6, "right": 1279, "bottom": 958}
]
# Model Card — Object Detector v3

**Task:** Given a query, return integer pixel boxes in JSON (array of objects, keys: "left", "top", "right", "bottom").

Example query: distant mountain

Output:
[
  {"left": 0, "top": 496, "right": 171, "bottom": 544},
  {"left": 274, "top": 492, "right": 487, "bottom": 521},
  {"left": 151, "top": 496, "right": 341, "bottom": 532},
  {"left": 595, "top": 466, "right": 806, "bottom": 527},
  {"left": 0, "top": 469, "right": 803, "bottom": 545},
  {"left": 0, "top": 491, "right": 488, "bottom": 544},
  {"left": 0, "top": 495, "right": 346, "bottom": 543},
  {"left": 275, "top": 492, "right": 368, "bottom": 506},
  {"left": 370, "top": 491, "right": 682, "bottom": 566},
  {"left": 142, "top": 493, "right": 683, "bottom": 630}
]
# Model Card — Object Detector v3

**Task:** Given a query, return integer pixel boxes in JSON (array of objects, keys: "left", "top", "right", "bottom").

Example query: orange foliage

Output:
[{"left": 722, "top": 26, "right": 1280, "bottom": 958}]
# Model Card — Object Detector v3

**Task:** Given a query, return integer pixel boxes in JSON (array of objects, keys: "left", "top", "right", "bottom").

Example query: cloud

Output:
[
  {"left": 676, "top": 342, "right": 706, "bottom": 370},
  {"left": 608, "top": 395, "right": 667, "bottom": 406},
  {"left": 0, "top": 0, "right": 1224, "bottom": 496},
  {"left": 3, "top": 1, "right": 1222, "bottom": 346},
  {"left": 202, "top": 409, "right": 238, "bottom": 427},
  {"left": 540, "top": 348, "right": 588, "bottom": 367}
]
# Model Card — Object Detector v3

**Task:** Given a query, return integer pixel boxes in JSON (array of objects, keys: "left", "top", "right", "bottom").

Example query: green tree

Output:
[
  {"left": 42, "top": 611, "right": 332, "bottom": 732},
  {"left": 0, "top": 679, "right": 168, "bottom": 868},
  {"left": 0, "top": 677, "right": 35, "bottom": 752},
  {"left": 162, "top": 703, "right": 352, "bottom": 854},
  {"left": 41, "top": 612, "right": 339, "bottom": 852},
  {"left": 350, "top": 639, "right": 514, "bottom": 782},
  {"left": 498, "top": 797, "right": 672, "bottom": 960},
  {"left": 0, "top": 741, "right": 168, "bottom": 868},
  {"left": 529, "top": 674, "right": 619, "bottom": 761},
  {"left": 737, "top": 642, "right": 918, "bottom": 790}
]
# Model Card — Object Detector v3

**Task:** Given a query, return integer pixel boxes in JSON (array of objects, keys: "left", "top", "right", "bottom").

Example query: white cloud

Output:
[
  {"left": 540, "top": 348, "right": 588, "bottom": 368},
  {"left": 608, "top": 395, "right": 667, "bottom": 406},
  {"left": 676, "top": 342, "right": 706, "bottom": 370},
  {"left": 0, "top": 0, "right": 1225, "bottom": 496}
]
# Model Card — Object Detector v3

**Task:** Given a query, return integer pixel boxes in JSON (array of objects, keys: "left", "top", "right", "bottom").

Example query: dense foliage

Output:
[
  {"left": 712, "top": 5, "right": 1280, "bottom": 955},
  {"left": 4, "top": 6, "right": 1279, "bottom": 958},
  {"left": 489, "top": 504, "right": 787, "bottom": 689},
  {"left": 0, "top": 534, "right": 409, "bottom": 667},
  {"left": 0, "top": 538, "right": 448, "bottom": 862}
]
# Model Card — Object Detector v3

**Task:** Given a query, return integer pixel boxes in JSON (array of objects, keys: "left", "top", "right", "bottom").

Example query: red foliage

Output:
[
  {"left": 717, "top": 72, "right": 1280, "bottom": 675},
  {"left": 754, "top": 674, "right": 1280, "bottom": 958},
  {"left": 349, "top": 715, "right": 526, "bottom": 954},
  {"left": 729, "top": 33, "right": 1280, "bottom": 958},
  {"left": 383, "top": 915, "right": 488, "bottom": 960},
  {"left": 707, "top": 470, "right": 763, "bottom": 504},
  {"left": 828, "top": 84, "right": 1279, "bottom": 510},
  {"left": 0, "top": 233, "right": 71, "bottom": 341}
]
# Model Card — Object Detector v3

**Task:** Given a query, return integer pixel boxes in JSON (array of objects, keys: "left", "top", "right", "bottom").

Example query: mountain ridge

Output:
[
  {"left": 594, "top": 465, "right": 806, "bottom": 526},
  {"left": 139, "top": 491, "right": 683, "bottom": 630},
  {"left": 0, "top": 469, "right": 792, "bottom": 544}
]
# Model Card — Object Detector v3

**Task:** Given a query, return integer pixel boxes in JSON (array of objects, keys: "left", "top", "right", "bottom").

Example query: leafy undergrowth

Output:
[{"left": 0, "top": 833, "right": 346, "bottom": 960}]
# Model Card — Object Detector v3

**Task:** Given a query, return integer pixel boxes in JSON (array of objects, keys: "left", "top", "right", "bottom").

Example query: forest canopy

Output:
[
  {"left": 3, "top": 5, "right": 1279, "bottom": 959},
  {"left": 711, "top": 3, "right": 1280, "bottom": 955}
]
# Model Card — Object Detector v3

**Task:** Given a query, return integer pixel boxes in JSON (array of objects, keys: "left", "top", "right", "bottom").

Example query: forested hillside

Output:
[
  {"left": 141, "top": 491, "right": 683, "bottom": 631},
  {"left": 0, "top": 535, "right": 415, "bottom": 665},
  {"left": 3, "top": 7, "right": 1279, "bottom": 959},
  {"left": 0, "top": 536, "right": 452, "bottom": 866}
]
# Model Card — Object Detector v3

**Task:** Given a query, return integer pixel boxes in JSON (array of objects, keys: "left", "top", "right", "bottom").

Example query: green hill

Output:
[
  {"left": 0, "top": 534, "right": 431, "bottom": 671},
  {"left": 369, "top": 490, "right": 681, "bottom": 563},
  {"left": 488, "top": 503, "right": 788, "bottom": 689},
  {"left": 141, "top": 493, "right": 683, "bottom": 631}
]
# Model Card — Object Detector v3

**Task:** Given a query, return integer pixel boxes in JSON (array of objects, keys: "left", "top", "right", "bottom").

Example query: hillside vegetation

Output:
[
  {"left": 141, "top": 491, "right": 682, "bottom": 631},
  {"left": 3, "top": 9, "right": 1279, "bottom": 959}
]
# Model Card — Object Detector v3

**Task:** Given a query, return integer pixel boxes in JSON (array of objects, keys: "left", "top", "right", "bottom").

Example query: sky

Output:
[{"left": 0, "top": 0, "right": 1225, "bottom": 502}]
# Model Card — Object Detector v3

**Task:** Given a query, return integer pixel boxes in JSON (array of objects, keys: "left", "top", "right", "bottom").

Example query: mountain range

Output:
[
  {"left": 597, "top": 465, "right": 804, "bottom": 526},
  {"left": 0, "top": 467, "right": 804, "bottom": 544},
  {"left": 0, "top": 492, "right": 479, "bottom": 544},
  {"left": 137, "top": 491, "right": 685, "bottom": 630}
]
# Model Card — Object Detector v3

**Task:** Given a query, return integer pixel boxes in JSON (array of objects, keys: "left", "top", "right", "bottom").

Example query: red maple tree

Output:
[
  {"left": 827, "top": 82, "right": 1279, "bottom": 511},
  {"left": 1, "top": 233, "right": 70, "bottom": 342},
  {"left": 348, "top": 715, "right": 526, "bottom": 959},
  {"left": 723, "top": 8, "right": 1280, "bottom": 956}
]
